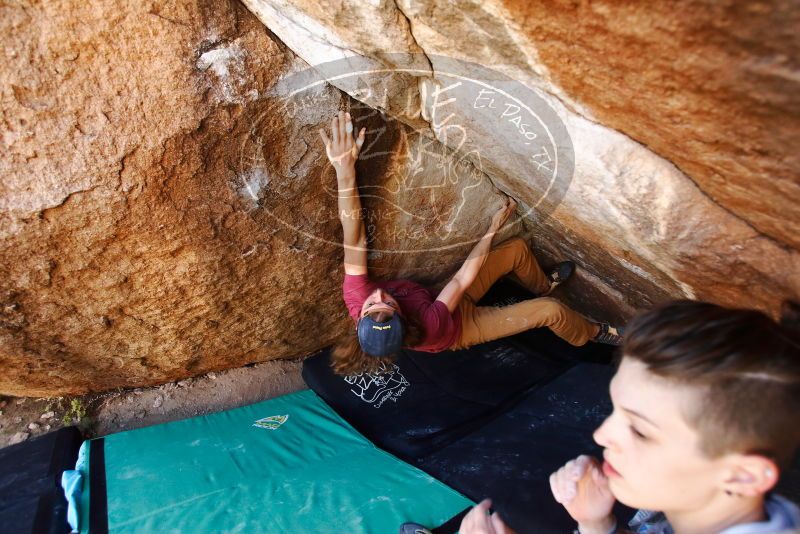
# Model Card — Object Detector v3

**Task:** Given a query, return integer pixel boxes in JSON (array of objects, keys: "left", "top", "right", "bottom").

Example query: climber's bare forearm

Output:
[
  {"left": 454, "top": 230, "right": 495, "bottom": 289},
  {"left": 453, "top": 197, "right": 514, "bottom": 287},
  {"left": 337, "top": 169, "right": 366, "bottom": 246},
  {"left": 320, "top": 112, "right": 368, "bottom": 274},
  {"left": 453, "top": 230, "right": 495, "bottom": 287},
  {"left": 435, "top": 231, "right": 496, "bottom": 313},
  {"left": 435, "top": 198, "right": 514, "bottom": 313}
]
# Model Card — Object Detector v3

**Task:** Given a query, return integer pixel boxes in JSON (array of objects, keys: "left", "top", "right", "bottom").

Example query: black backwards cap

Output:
[{"left": 357, "top": 312, "right": 405, "bottom": 357}]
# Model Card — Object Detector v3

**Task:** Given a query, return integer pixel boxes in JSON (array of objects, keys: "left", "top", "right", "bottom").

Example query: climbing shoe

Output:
[
  {"left": 593, "top": 323, "right": 625, "bottom": 346},
  {"left": 546, "top": 261, "right": 576, "bottom": 291},
  {"left": 398, "top": 523, "right": 433, "bottom": 534}
]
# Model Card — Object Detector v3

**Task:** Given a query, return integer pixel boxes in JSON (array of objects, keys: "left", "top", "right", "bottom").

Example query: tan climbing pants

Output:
[{"left": 449, "top": 236, "right": 597, "bottom": 350}]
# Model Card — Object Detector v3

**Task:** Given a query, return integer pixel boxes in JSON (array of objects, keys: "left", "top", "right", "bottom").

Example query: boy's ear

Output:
[{"left": 720, "top": 454, "right": 779, "bottom": 497}]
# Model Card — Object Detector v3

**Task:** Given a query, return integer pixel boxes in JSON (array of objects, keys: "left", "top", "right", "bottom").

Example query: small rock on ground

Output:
[{"left": 9, "top": 432, "right": 29, "bottom": 445}]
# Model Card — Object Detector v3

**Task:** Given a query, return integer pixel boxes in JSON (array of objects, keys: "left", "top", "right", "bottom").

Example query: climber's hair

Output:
[
  {"left": 331, "top": 311, "right": 425, "bottom": 376},
  {"left": 622, "top": 300, "right": 800, "bottom": 468}
]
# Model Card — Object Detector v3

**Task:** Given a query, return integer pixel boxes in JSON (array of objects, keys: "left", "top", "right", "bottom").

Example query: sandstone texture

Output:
[
  {"left": 1, "top": 0, "right": 507, "bottom": 396},
  {"left": 242, "top": 0, "right": 800, "bottom": 319},
  {"left": 2, "top": 0, "right": 799, "bottom": 396}
]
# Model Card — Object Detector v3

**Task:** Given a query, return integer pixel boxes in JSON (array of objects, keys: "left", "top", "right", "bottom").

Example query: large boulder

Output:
[
  {"left": 0, "top": 0, "right": 505, "bottom": 396},
  {"left": 241, "top": 0, "right": 800, "bottom": 319}
]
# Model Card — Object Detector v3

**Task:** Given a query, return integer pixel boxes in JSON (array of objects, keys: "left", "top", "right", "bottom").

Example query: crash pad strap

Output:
[{"left": 88, "top": 439, "right": 108, "bottom": 534}]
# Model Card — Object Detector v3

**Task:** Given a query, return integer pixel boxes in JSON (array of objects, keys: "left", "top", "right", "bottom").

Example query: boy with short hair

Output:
[{"left": 459, "top": 300, "right": 800, "bottom": 534}]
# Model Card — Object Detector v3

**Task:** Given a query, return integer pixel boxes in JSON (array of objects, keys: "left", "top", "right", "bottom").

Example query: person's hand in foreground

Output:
[
  {"left": 550, "top": 455, "right": 617, "bottom": 534},
  {"left": 488, "top": 196, "right": 517, "bottom": 235},
  {"left": 319, "top": 110, "right": 366, "bottom": 177},
  {"left": 459, "top": 499, "right": 517, "bottom": 534}
]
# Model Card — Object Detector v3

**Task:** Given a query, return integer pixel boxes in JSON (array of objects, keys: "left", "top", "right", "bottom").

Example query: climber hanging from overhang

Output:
[{"left": 318, "top": 110, "right": 624, "bottom": 375}]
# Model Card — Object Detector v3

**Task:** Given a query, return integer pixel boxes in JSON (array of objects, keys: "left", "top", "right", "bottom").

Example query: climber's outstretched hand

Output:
[
  {"left": 488, "top": 196, "right": 517, "bottom": 234},
  {"left": 319, "top": 110, "right": 366, "bottom": 177}
]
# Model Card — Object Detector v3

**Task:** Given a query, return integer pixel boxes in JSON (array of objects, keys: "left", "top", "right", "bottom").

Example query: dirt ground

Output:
[{"left": 0, "top": 358, "right": 307, "bottom": 449}]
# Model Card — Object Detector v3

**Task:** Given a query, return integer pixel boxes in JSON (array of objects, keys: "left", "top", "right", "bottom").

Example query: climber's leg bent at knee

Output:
[
  {"left": 463, "top": 236, "right": 551, "bottom": 302},
  {"left": 447, "top": 235, "right": 622, "bottom": 350}
]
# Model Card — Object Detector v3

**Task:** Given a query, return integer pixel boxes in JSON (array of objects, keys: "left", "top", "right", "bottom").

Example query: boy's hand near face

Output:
[
  {"left": 550, "top": 455, "right": 617, "bottom": 534},
  {"left": 319, "top": 110, "right": 366, "bottom": 178}
]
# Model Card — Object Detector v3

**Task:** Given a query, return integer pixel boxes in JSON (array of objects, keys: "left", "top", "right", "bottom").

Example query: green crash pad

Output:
[{"left": 76, "top": 389, "right": 472, "bottom": 533}]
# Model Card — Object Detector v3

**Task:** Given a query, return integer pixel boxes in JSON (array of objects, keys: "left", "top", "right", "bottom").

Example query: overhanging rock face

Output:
[
  {"left": 241, "top": 0, "right": 800, "bottom": 319},
  {"left": 1, "top": 0, "right": 798, "bottom": 396}
]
